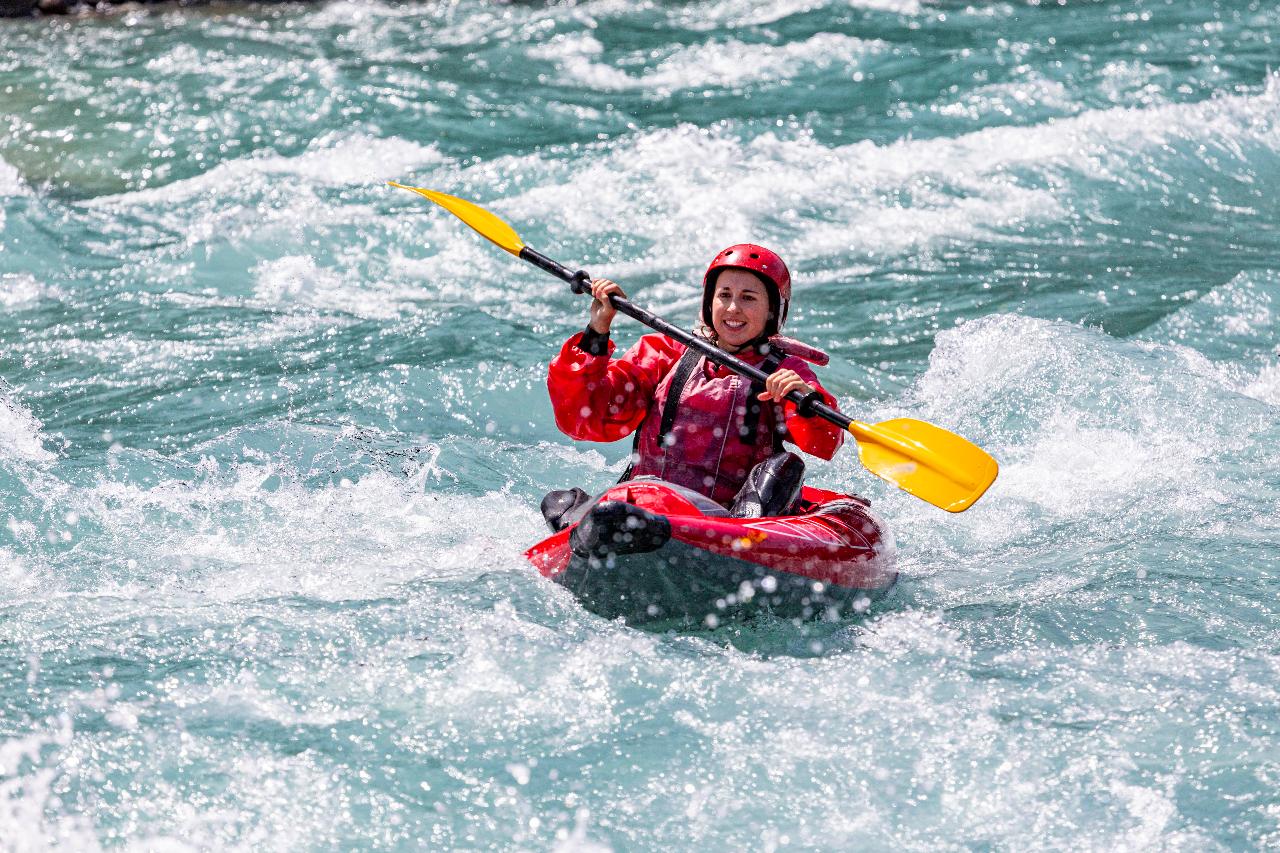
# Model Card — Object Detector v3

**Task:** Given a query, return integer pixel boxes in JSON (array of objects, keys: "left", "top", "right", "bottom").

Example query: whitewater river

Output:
[{"left": 1, "top": 0, "right": 1278, "bottom": 848}]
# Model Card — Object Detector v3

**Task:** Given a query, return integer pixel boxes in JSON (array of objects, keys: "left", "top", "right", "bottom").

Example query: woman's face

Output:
[{"left": 710, "top": 269, "right": 772, "bottom": 348}]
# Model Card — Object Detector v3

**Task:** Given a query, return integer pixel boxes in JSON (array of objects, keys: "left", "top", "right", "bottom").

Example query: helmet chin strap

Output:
[{"left": 718, "top": 333, "right": 773, "bottom": 356}]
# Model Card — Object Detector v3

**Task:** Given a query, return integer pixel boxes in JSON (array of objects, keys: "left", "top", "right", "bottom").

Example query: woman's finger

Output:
[
  {"left": 759, "top": 375, "right": 783, "bottom": 401},
  {"left": 758, "top": 371, "right": 812, "bottom": 401},
  {"left": 591, "top": 279, "right": 624, "bottom": 300},
  {"left": 769, "top": 371, "right": 799, "bottom": 394}
]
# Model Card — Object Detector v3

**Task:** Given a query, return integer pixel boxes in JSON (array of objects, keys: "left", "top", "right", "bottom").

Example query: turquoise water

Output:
[{"left": 2, "top": 0, "right": 1279, "bottom": 848}]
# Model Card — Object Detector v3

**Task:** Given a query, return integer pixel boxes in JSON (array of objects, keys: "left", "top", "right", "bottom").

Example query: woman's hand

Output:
[
  {"left": 588, "top": 278, "right": 625, "bottom": 334},
  {"left": 758, "top": 369, "right": 813, "bottom": 403}
]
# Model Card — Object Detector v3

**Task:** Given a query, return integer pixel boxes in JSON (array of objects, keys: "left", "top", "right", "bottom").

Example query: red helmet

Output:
[{"left": 701, "top": 243, "right": 792, "bottom": 335}]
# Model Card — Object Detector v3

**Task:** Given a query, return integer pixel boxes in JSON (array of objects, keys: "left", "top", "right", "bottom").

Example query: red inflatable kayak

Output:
[{"left": 526, "top": 478, "right": 897, "bottom": 627}]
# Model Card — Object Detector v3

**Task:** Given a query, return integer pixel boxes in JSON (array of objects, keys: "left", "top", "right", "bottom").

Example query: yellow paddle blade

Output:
[
  {"left": 849, "top": 418, "right": 998, "bottom": 512},
  {"left": 387, "top": 182, "right": 525, "bottom": 256}
]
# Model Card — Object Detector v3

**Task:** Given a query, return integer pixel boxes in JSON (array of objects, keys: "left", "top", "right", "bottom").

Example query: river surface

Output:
[{"left": 2, "top": 0, "right": 1279, "bottom": 849}]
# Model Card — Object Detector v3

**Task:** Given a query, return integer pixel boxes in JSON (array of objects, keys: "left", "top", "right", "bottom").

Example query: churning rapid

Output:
[{"left": 2, "top": 0, "right": 1278, "bottom": 848}]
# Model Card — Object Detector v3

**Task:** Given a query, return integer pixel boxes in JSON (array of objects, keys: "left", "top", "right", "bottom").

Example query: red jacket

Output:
[{"left": 548, "top": 331, "right": 843, "bottom": 505}]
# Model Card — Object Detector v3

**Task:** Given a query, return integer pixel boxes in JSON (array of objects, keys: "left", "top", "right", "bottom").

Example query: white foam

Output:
[
  {"left": 551, "top": 810, "right": 613, "bottom": 853},
  {"left": 932, "top": 75, "right": 1076, "bottom": 121},
  {"left": 670, "top": 0, "right": 921, "bottom": 30},
  {"left": 855, "top": 609, "right": 971, "bottom": 661},
  {"left": 854, "top": 311, "right": 1277, "bottom": 572},
  {"left": 253, "top": 255, "right": 358, "bottom": 310},
  {"left": 87, "top": 133, "right": 444, "bottom": 209},
  {"left": 1108, "top": 779, "right": 1178, "bottom": 850},
  {"left": 990, "top": 409, "right": 1208, "bottom": 522},
  {"left": 1154, "top": 270, "right": 1277, "bottom": 353},
  {"left": 527, "top": 33, "right": 630, "bottom": 89},
  {"left": 1095, "top": 59, "right": 1175, "bottom": 107},
  {"left": 85, "top": 458, "right": 543, "bottom": 603},
  {"left": 0, "top": 388, "right": 55, "bottom": 465},
  {"left": 76, "top": 132, "right": 447, "bottom": 278},
  {"left": 1243, "top": 359, "right": 1280, "bottom": 406},
  {"left": 478, "top": 73, "right": 1280, "bottom": 295},
  {"left": 0, "top": 705, "right": 356, "bottom": 849},
  {"left": 427, "top": 0, "right": 916, "bottom": 51},
  {"left": 0, "top": 156, "right": 23, "bottom": 232},
  {"left": 305, "top": 0, "right": 423, "bottom": 25},
  {"left": 0, "top": 156, "right": 24, "bottom": 197},
  {"left": 530, "top": 32, "right": 884, "bottom": 94},
  {"left": 0, "top": 273, "right": 61, "bottom": 310},
  {"left": 1145, "top": 270, "right": 1280, "bottom": 405},
  {"left": 251, "top": 255, "right": 417, "bottom": 321},
  {"left": 0, "top": 546, "right": 46, "bottom": 598},
  {"left": 0, "top": 722, "right": 109, "bottom": 851},
  {"left": 187, "top": 669, "right": 364, "bottom": 728},
  {"left": 915, "top": 314, "right": 1243, "bottom": 450},
  {"left": 499, "top": 121, "right": 1063, "bottom": 280}
]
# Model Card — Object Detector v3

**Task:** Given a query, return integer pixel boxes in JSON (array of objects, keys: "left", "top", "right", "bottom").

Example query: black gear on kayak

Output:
[
  {"left": 570, "top": 500, "right": 672, "bottom": 557},
  {"left": 541, "top": 487, "right": 593, "bottom": 532},
  {"left": 729, "top": 452, "right": 806, "bottom": 518}
]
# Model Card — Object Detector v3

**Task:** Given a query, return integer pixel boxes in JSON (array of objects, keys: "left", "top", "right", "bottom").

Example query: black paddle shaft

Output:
[{"left": 519, "top": 246, "right": 853, "bottom": 430}]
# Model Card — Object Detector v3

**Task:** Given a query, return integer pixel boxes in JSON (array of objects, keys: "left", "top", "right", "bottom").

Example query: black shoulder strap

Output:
[
  {"left": 740, "top": 347, "right": 787, "bottom": 445},
  {"left": 618, "top": 345, "right": 701, "bottom": 483},
  {"left": 658, "top": 346, "right": 704, "bottom": 448}
]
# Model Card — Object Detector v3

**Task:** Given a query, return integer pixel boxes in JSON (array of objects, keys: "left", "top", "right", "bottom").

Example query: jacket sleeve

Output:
[
  {"left": 779, "top": 356, "right": 844, "bottom": 461},
  {"left": 547, "top": 332, "right": 684, "bottom": 442}
]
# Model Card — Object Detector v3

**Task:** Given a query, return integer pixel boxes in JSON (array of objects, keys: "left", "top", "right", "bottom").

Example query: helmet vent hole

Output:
[{"left": 749, "top": 253, "right": 759, "bottom": 259}]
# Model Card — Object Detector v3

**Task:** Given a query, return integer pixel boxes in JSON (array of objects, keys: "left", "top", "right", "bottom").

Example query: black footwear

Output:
[
  {"left": 730, "top": 452, "right": 806, "bottom": 518},
  {"left": 540, "top": 487, "right": 593, "bottom": 532}
]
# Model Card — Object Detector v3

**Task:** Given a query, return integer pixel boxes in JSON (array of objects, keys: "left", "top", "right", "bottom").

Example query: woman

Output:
[{"left": 544, "top": 244, "right": 843, "bottom": 525}]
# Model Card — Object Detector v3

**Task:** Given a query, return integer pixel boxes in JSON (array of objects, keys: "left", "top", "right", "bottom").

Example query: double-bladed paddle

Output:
[{"left": 388, "top": 182, "right": 998, "bottom": 512}]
